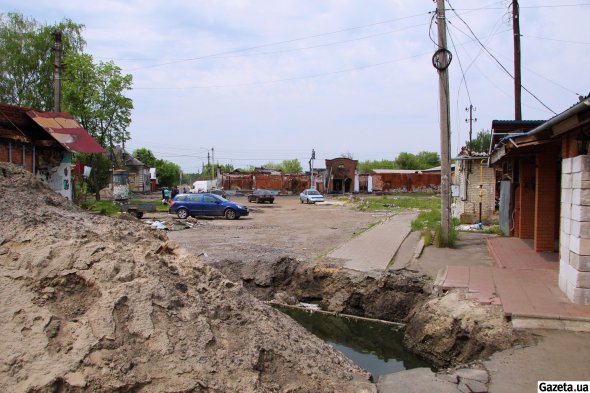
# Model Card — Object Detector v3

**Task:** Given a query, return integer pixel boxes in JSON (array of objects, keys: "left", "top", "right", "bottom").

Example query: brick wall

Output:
[
  {"left": 372, "top": 173, "right": 440, "bottom": 193},
  {"left": 221, "top": 173, "right": 310, "bottom": 194},
  {"left": 0, "top": 141, "right": 34, "bottom": 171},
  {"left": 559, "top": 155, "right": 590, "bottom": 304},
  {"left": 534, "top": 151, "right": 558, "bottom": 252}
]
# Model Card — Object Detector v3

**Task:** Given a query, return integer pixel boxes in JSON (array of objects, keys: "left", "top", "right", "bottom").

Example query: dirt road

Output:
[{"left": 164, "top": 196, "right": 388, "bottom": 264}]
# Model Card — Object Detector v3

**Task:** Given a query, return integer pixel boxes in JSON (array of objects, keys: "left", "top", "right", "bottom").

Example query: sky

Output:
[{"left": 4, "top": 1, "right": 590, "bottom": 172}]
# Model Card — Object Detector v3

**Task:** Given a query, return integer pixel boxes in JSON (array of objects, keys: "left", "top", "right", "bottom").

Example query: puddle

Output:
[{"left": 275, "top": 306, "right": 433, "bottom": 380}]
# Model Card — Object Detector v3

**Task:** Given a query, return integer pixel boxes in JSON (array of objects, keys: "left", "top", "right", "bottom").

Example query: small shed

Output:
[{"left": 0, "top": 103, "right": 104, "bottom": 200}]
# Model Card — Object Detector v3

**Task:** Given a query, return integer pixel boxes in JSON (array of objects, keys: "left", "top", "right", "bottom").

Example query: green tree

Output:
[
  {"left": 156, "top": 159, "right": 181, "bottom": 188},
  {"left": 393, "top": 152, "right": 419, "bottom": 169},
  {"left": 466, "top": 130, "right": 491, "bottom": 153},
  {"left": 133, "top": 148, "right": 157, "bottom": 167},
  {"left": 415, "top": 151, "right": 441, "bottom": 169},
  {"left": 62, "top": 53, "right": 133, "bottom": 199},
  {"left": 392, "top": 151, "right": 440, "bottom": 170},
  {"left": 0, "top": 12, "right": 85, "bottom": 110},
  {"left": 281, "top": 159, "right": 303, "bottom": 174},
  {"left": 358, "top": 159, "right": 396, "bottom": 173},
  {"left": 261, "top": 159, "right": 302, "bottom": 173}
]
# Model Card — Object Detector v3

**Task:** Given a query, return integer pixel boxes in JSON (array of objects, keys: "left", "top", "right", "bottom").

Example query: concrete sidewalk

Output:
[
  {"left": 328, "top": 211, "right": 417, "bottom": 272},
  {"left": 437, "top": 237, "right": 590, "bottom": 331}
]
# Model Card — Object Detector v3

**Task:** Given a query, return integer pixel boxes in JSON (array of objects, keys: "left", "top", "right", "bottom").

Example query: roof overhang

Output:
[{"left": 26, "top": 110, "right": 105, "bottom": 154}]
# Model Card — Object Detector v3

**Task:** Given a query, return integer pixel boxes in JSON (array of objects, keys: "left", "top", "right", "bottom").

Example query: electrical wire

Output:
[
  {"left": 133, "top": 51, "right": 431, "bottom": 90},
  {"left": 521, "top": 35, "right": 590, "bottom": 46},
  {"left": 128, "top": 12, "right": 430, "bottom": 71},
  {"left": 445, "top": 0, "right": 557, "bottom": 115}
]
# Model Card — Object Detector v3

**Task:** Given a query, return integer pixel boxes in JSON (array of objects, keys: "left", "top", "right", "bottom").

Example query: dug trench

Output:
[{"left": 211, "top": 257, "right": 520, "bottom": 369}]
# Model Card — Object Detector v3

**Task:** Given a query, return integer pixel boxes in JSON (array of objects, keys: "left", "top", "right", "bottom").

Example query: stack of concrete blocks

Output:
[{"left": 560, "top": 155, "right": 590, "bottom": 304}]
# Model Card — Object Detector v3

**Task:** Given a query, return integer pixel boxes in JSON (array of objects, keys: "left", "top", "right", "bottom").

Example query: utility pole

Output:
[
  {"left": 309, "top": 149, "right": 316, "bottom": 189},
  {"left": 465, "top": 105, "right": 477, "bottom": 148},
  {"left": 435, "top": 0, "right": 452, "bottom": 245},
  {"left": 52, "top": 31, "right": 62, "bottom": 112},
  {"left": 513, "top": 0, "right": 522, "bottom": 120},
  {"left": 207, "top": 151, "right": 211, "bottom": 181},
  {"left": 211, "top": 147, "right": 215, "bottom": 182}
]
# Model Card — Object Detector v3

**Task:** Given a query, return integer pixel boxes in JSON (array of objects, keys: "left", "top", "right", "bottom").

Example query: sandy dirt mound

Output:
[
  {"left": 0, "top": 163, "right": 373, "bottom": 392},
  {"left": 403, "top": 290, "right": 515, "bottom": 367}
]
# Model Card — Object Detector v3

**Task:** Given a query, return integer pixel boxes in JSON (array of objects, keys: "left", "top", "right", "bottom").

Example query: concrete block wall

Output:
[{"left": 560, "top": 155, "right": 590, "bottom": 304}]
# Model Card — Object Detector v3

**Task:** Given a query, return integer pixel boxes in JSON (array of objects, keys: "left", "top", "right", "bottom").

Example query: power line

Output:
[
  {"left": 445, "top": 0, "right": 557, "bottom": 115},
  {"left": 522, "top": 35, "right": 590, "bottom": 46},
  {"left": 128, "top": 12, "right": 430, "bottom": 71},
  {"left": 133, "top": 52, "right": 431, "bottom": 90}
]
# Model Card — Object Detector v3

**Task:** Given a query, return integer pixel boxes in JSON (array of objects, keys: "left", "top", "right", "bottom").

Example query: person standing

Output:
[
  {"left": 163, "top": 187, "right": 170, "bottom": 204},
  {"left": 171, "top": 186, "right": 179, "bottom": 199}
]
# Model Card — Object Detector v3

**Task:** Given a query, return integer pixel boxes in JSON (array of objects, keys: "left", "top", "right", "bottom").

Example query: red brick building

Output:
[
  {"left": 489, "top": 96, "right": 590, "bottom": 304},
  {"left": 325, "top": 157, "right": 357, "bottom": 193}
]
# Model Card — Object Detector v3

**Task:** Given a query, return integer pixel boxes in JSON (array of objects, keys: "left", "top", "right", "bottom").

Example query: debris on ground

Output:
[{"left": 0, "top": 163, "right": 374, "bottom": 393}]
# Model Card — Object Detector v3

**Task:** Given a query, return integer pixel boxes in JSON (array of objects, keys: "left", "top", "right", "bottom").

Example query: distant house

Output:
[
  {"left": 0, "top": 103, "right": 104, "bottom": 200},
  {"left": 325, "top": 157, "right": 358, "bottom": 193},
  {"left": 112, "top": 146, "right": 151, "bottom": 193}
]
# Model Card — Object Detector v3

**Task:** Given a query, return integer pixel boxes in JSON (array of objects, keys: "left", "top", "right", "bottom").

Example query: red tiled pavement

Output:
[{"left": 440, "top": 237, "right": 590, "bottom": 326}]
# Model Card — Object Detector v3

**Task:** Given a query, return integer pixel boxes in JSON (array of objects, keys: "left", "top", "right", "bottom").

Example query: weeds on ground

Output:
[
  {"left": 78, "top": 199, "right": 167, "bottom": 215},
  {"left": 434, "top": 223, "right": 458, "bottom": 248},
  {"left": 421, "top": 228, "right": 433, "bottom": 246},
  {"left": 486, "top": 225, "right": 504, "bottom": 236},
  {"left": 81, "top": 200, "right": 120, "bottom": 216},
  {"left": 355, "top": 195, "right": 439, "bottom": 213}
]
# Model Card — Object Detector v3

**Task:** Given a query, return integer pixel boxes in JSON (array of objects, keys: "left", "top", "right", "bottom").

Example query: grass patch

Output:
[
  {"left": 434, "top": 223, "right": 459, "bottom": 248},
  {"left": 486, "top": 225, "right": 504, "bottom": 236},
  {"left": 78, "top": 199, "right": 167, "bottom": 215},
  {"left": 357, "top": 195, "right": 439, "bottom": 212},
  {"left": 79, "top": 200, "right": 121, "bottom": 216}
]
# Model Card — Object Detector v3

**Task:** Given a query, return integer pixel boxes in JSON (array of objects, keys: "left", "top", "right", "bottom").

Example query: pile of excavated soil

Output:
[
  {"left": 0, "top": 163, "right": 373, "bottom": 392},
  {"left": 403, "top": 290, "right": 516, "bottom": 367}
]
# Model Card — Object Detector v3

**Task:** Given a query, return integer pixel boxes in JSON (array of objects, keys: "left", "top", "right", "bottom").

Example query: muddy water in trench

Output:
[{"left": 276, "top": 306, "right": 432, "bottom": 380}]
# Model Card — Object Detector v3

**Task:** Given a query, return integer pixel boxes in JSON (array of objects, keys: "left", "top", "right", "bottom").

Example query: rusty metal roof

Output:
[{"left": 26, "top": 110, "right": 104, "bottom": 154}]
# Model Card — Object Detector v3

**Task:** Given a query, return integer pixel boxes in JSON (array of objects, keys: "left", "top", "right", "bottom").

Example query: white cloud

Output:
[{"left": 3, "top": 0, "right": 589, "bottom": 170}]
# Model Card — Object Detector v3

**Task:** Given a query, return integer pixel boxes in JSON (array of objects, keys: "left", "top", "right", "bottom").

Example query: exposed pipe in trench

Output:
[{"left": 266, "top": 301, "right": 406, "bottom": 327}]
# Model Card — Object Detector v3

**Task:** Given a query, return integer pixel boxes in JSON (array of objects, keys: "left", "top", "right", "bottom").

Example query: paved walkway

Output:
[
  {"left": 328, "top": 211, "right": 417, "bottom": 272},
  {"left": 439, "top": 237, "right": 590, "bottom": 330}
]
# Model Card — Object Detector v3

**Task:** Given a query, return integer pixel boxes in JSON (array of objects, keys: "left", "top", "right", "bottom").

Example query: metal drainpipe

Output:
[
  {"left": 9, "top": 143, "right": 12, "bottom": 163},
  {"left": 479, "top": 159, "right": 486, "bottom": 223},
  {"left": 22, "top": 145, "right": 26, "bottom": 169}
]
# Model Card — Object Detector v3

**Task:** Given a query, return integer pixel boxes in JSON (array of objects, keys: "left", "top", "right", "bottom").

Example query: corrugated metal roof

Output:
[{"left": 26, "top": 110, "right": 104, "bottom": 154}]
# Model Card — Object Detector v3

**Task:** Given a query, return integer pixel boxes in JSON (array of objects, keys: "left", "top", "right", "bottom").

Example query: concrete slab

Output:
[
  {"left": 329, "top": 211, "right": 417, "bottom": 272},
  {"left": 389, "top": 230, "right": 420, "bottom": 270},
  {"left": 377, "top": 368, "right": 460, "bottom": 393}
]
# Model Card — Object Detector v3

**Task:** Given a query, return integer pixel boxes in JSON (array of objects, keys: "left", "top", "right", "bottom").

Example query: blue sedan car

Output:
[{"left": 169, "top": 193, "right": 249, "bottom": 220}]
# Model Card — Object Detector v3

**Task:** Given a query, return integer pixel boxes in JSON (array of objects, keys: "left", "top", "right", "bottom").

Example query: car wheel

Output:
[
  {"left": 177, "top": 208, "right": 188, "bottom": 219},
  {"left": 224, "top": 209, "right": 236, "bottom": 220},
  {"left": 136, "top": 211, "right": 144, "bottom": 219}
]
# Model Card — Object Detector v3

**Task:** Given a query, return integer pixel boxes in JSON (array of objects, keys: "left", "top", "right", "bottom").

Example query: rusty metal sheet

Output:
[{"left": 26, "top": 110, "right": 104, "bottom": 154}]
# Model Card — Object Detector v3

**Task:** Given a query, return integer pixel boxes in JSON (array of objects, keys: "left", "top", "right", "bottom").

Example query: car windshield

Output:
[{"left": 308, "top": 190, "right": 320, "bottom": 195}]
